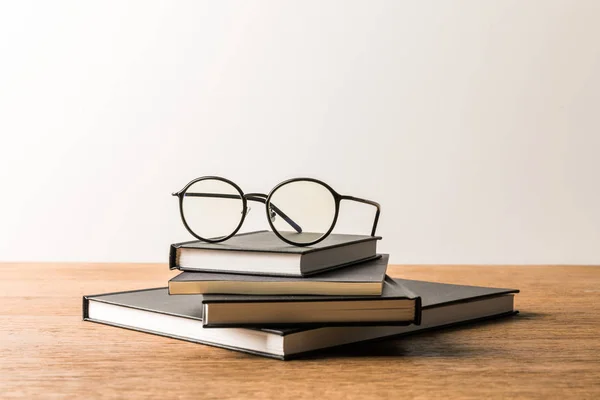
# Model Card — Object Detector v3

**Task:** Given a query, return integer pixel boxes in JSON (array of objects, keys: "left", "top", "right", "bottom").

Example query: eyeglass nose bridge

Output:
[{"left": 268, "top": 206, "right": 276, "bottom": 222}]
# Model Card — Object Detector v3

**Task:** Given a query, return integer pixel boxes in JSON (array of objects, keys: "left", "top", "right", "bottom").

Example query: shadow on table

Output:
[{"left": 296, "top": 311, "right": 545, "bottom": 361}]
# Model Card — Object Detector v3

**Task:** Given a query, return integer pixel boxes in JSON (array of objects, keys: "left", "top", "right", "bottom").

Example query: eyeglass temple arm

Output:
[
  {"left": 340, "top": 195, "right": 381, "bottom": 236},
  {"left": 174, "top": 192, "right": 302, "bottom": 233}
]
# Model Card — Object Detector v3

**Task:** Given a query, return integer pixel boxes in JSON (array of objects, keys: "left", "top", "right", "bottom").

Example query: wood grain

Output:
[{"left": 1, "top": 263, "right": 599, "bottom": 399}]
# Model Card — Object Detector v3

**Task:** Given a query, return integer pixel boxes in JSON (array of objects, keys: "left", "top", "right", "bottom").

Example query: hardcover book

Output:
[
  {"left": 199, "top": 276, "right": 420, "bottom": 327},
  {"left": 83, "top": 278, "right": 519, "bottom": 359},
  {"left": 169, "top": 254, "right": 389, "bottom": 296},
  {"left": 169, "top": 230, "right": 381, "bottom": 277}
]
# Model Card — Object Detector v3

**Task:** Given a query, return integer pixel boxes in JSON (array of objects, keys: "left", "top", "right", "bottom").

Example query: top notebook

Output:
[{"left": 169, "top": 230, "right": 381, "bottom": 277}]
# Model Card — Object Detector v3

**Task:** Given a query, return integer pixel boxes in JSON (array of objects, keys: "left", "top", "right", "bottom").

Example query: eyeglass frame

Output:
[{"left": 172, "top": 176, "right": 381, "bottom": 247}]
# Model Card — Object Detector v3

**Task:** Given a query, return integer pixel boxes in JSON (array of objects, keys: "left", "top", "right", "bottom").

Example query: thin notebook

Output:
[
  {"left": 169, "top": 254, "right": 389, "bottom": 296},
  {"left": 83, "top": 278, "right": 519, "bottom": 360},
  {"left": 199, "top": 275, "right": 420, "bottom": 327},
  {"left": 169, "top": 230, "right": 381, "bottom": 277}
]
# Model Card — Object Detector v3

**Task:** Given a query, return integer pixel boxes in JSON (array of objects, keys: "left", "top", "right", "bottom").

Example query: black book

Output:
[
  {"left": 169, "top": 254, "right": 389, "bottom": 296},
  {"left": 169, "top": 230, "right": 381, "bottom": 277},
  {"left": 199, "top": 275, "right": 420, "bottom": 327},
  {"left": 83, "top": 278, "right": 519, "bottom": 360}
]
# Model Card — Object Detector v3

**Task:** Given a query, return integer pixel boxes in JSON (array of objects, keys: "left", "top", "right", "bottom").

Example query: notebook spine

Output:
[
  {"left": 413, "top": 296, "right": 422, "bottom": 325},
  {"left": 82, "top": 296, "right": 90, "bottom": 320},
  {"left": 169, "top": 245, "right": 179, "bottom": 270}
]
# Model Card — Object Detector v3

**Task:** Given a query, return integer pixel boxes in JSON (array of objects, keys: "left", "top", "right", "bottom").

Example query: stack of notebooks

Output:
[{"left": 83, "top": 231, "right": 519, "bottom": 360}]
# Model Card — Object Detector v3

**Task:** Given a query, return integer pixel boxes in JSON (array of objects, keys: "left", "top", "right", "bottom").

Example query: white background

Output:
[{"left": 1, "top": 1, "right": 599, "bottom": 264}]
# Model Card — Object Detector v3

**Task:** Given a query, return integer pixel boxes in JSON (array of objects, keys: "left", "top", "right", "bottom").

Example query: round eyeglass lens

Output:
[
  {"left": 268, "top": 180, "right": 336, "bottom": 244},
  {"left": 181, "top": 178, "right": 244, "bottom": 240}
]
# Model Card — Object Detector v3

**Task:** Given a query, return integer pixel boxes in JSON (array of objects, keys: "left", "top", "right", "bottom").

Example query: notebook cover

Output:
[
  {"left": 168, "top": 254, "right": 389, "bottom": 293},
  {"left": 391, "top": 278, "right": 519, "bottom": 308},
  {"left": 82, "top": 279, "right": 519, "bottom": 360},
  {"left": 169, "top": 230, "right": 381, "bottom": 270}
]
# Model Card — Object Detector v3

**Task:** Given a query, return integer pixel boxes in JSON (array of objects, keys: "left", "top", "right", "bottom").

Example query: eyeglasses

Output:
[{"left": 172, "top": 176, "right": 381, "bottom": 246}]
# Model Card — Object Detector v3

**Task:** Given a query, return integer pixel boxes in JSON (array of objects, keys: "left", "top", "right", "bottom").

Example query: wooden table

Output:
[{"left": 1, "top": 263, "right": 599, "bottom": 399}]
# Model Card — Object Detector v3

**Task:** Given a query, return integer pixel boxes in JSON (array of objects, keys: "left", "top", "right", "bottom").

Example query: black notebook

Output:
[
  {"left": 199, "top": 275, "right": 420, "bottom": 327},
  {"left": 83, "top": 279, "right": 519, "bottom": 360},
  {"left": 169, "top": 254, "right": 389, "bottom": 296},
  {"left": 169, "top": 230, "right": 381, "bottom": 277}
]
